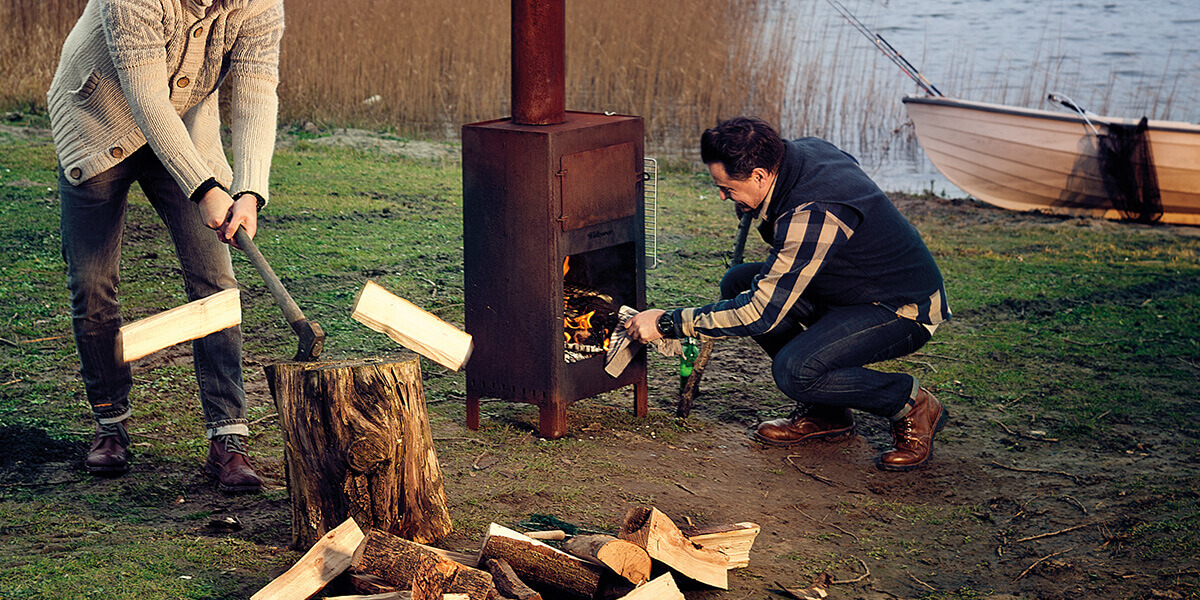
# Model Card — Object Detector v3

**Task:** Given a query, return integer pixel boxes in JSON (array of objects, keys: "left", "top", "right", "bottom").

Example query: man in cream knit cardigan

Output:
[{"left": 48, "top": 0, "right": 284, "bottom": 492}]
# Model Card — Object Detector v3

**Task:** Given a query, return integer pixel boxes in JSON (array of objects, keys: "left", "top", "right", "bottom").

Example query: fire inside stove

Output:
[{"left": 563, "top": 257, "right": 619, "bottom": 362}]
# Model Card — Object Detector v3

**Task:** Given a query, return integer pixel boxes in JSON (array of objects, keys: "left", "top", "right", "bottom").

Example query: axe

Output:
[{"left": 233, "top": 227, "right": 325, "bottom": 361}]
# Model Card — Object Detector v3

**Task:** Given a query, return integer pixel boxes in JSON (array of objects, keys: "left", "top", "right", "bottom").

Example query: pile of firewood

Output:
[{"left": 251, "top": 506, "right": 759, "bottom": 600}]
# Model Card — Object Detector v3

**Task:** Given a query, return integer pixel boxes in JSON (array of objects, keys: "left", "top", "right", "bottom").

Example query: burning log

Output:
[
  {"left": 352, "top": 530, "right": 498, "bottom": 600},
  {"left": 618, "top": 507, "right": 729, "bottom": 589},
  {"left": 266, "top": 358, "right": 452, "bottom": 549},
  {"left": 479, "top": 523, "right": 606, "bottom": 599},
  {"left": 562, "top": 534, "right": 651, "bottom": 586}
]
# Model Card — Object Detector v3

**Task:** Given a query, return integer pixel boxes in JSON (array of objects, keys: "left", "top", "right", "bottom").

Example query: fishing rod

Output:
[{"left": 826, "top": 0, "right": 944, "bottom": 97}]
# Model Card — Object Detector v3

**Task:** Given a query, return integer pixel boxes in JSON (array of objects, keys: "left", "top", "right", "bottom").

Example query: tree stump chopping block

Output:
[{"left": 267, "top": 358, "right": 452, "bottom": 549}]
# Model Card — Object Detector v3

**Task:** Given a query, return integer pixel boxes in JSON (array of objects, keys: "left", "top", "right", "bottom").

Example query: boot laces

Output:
[
  {"left": 787, "top": 403, "right": 814, "bottom": 420},
  {"left": 215, "top": 434, "right": 249, "bottom": 456},
  {"left": 893, "top": 418, "right": 920, "bottom": 443},
  {"left": 97, "top": 421, "right": 130, "bottom": 446}
]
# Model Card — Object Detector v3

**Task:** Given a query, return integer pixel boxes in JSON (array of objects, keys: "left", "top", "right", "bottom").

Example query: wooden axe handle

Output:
[
  {"left": 234, "top": 227, "right": 324, "bottom": 360},
  {"left": 234, "top": 227, "right": 306, "bottom": 326}
]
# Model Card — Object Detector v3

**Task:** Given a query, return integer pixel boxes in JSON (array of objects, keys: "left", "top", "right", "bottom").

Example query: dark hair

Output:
[{"left": 700, "top": 117, "right": 785, "bottom": 180}]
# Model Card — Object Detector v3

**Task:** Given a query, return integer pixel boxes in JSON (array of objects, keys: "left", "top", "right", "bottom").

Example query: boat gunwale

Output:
[{"left": 902, "top": 95, "right": 1200, "bottom": 135}]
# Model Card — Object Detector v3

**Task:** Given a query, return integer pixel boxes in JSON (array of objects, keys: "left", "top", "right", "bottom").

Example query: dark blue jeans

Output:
[
  {"left": 59, "top": 145, "right": 249, "bottom": 438},
  {"left": 720, "top": 263, "right": 931, "bottom": 418}
]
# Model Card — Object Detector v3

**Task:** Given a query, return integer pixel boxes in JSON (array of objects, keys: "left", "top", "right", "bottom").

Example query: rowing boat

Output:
[{"left": 902, "top": 95, "right": 1200, "bottom": 226}]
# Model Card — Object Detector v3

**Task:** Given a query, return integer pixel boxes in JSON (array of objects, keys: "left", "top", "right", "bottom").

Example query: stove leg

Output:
[
  {"left": 466, "top": 392, "right": 481, "bottom": 430},
  {"left": 633, "top": 378, "right": 648, "bottom": 418},
  {"left": 538, "top": 399, "right": 567, "bottom": 439}
]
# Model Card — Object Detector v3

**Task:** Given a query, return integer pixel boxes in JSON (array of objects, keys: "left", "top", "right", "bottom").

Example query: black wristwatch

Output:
[{"left": 656, "top": 311, "right": 676, "bottom": 338}]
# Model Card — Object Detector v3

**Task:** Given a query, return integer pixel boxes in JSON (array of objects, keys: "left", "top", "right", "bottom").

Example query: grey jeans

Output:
[{"left": 59, "top": 145, "right": 249, "bottom": 438}]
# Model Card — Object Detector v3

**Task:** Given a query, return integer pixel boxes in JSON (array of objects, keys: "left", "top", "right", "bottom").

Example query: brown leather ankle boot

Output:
[
  {"left": 86, "top": 420, "right": 130, "bottom": 475},
  {"left": 877, "top": 388, "right": 948, "bottom": 471},
  {"left": 205, "top": 434, "right": 263, "bottom": 493},
  {"left": 754, "top": 405, "right": 855, "bottom": 446}
]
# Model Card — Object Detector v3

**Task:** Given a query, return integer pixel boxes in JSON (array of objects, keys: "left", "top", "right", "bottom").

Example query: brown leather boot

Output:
[
  {"left": 205, "top": 434, "right": 263, "bottom": 493},
  {"left": 877, "top": 388, "right": 948, "bottom": 471},
  {"left": 86, "top": 420, "right": 130, "bottom": 475},
  {"left": 753, "top": 405, "right": 855, "bottom": 446}
]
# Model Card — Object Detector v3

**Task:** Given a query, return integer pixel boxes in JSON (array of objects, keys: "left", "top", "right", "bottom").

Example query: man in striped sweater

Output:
[
  {"left": 48, "top": 0, "right": 285, "bottom": 492},
  {"left": 625, "top": 117, "right": 952, "bottom": 471}
]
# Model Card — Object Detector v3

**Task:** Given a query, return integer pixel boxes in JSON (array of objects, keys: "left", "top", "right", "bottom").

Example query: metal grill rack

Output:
[{"left": 643, "top": 157, "right": 658, "bottom": 268}]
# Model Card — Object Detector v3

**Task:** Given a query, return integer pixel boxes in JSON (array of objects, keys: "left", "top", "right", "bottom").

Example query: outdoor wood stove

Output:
[{"left": 461, "top": 0, "right": 648, "bottom": 439}]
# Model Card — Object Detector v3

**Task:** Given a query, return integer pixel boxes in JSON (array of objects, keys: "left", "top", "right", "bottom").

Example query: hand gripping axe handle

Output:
[{"left": 233, "top": 227, "right": 325, "bottom": 361}]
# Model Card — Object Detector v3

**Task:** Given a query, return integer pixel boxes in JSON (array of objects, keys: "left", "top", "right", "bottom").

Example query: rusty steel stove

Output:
[{"left": 461, "top": 0, "right": 648, "bottom": 439}]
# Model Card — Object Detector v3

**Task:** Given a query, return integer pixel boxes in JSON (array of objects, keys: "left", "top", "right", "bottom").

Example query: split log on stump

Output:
[
  {"left": 251, "top": 517, "right": 365, "bottom": 600},
  {"left": 353, "top": 529, "right": 497, "bottom": 600},
  {"left": 117, "top": 287, "right": 240, "bottom": 362},
  {"left": 267, "top": 358, "right": 453, "bottom": 550},
  {"left": 352, "top": 280, "right": 474, "bottom": 371},
  {"left": 617, "top": 573, "right": 683, "bottom": 600},
  {"left": 680, "top": 522, "right": 761, "bottom": 569},
  {"left": 618, "top": 507, "right": 728, "bottom": 589},
  {"left": 562, "top": 534, "right": 651, "bottom": 585},
  {"left": 480, "top": 523, "right": 605, "bottom": 599},
  {"left": 484, "top": 558, "right": 542, "bottom": 600}
]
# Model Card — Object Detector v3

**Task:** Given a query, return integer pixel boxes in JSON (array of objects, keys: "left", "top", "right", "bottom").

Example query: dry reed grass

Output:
[
  {"left": 0, "top": 0, "right": 802, "bottom": 154},
  {"left": 279, "top": 0, "right": 797, "bottom": 151},
  {"left": 2, "top": 0, "right": 1189, "bottom": 160},
  {"left": 0, "top": 0, "right": 87, "bottom": 111}
]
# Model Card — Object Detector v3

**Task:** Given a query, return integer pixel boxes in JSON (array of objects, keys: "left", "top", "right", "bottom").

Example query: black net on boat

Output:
[{"left": 1097, "top": 117, "right": 1162, "bottom": 223}]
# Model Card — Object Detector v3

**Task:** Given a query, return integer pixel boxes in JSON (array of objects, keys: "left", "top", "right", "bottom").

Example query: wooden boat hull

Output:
[{"left": 903, "top": 96, "right": 1200, "bottom": 226}]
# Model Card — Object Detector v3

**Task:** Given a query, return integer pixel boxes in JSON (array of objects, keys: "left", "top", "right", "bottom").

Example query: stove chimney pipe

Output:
[{"left": 511, "top": 0, "right": 566, "bottom": 125}]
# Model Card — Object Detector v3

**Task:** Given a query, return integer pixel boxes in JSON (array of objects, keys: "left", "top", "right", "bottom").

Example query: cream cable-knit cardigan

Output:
[{"left": 48, "top": 0, "right": 283, "bottom": 204}]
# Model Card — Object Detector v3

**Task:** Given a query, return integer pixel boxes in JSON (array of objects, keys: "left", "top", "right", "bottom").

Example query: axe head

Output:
[{"left": 290, "top": 319, "right": 325, "bottom": 361}]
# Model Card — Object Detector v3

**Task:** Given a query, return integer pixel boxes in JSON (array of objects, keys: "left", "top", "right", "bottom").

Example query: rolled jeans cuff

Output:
[
  {"left": 207, "top": 421, "right": 250, "bottom": 439},
  {"left": 96, "top": 408, "right": 133, "bottom": 425},
  {"left": 889, "top": 376, "right": 922, "bottom": 421}
]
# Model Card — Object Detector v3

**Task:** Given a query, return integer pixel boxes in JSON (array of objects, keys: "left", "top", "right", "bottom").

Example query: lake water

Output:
[{"left": 782, "top": 0, "right": 1200, "bottom": 196}]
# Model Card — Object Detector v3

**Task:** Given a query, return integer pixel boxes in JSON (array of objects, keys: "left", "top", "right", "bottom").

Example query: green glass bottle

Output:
[{"left": 680, "top": 337, "right": 699, "bottom": 392}]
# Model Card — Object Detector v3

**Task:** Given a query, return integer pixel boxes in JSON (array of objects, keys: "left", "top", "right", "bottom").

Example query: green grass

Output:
[{"left": 3, "top": 122, "right": 1200, "bottom": 597}]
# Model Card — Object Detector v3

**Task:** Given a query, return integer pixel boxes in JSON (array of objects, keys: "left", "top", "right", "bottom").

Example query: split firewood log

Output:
[
  {"left": 616, "top": 573, "right": 684, "bottom": 600},
  {"left": 325, "top": 593, "right": 469, "bottom": 600},
  {"left": 484, "top": 558, "right": 541, "bottom": 600},
  {"left": 348, "top": 572, "right": 398, "bottom": 595},
  {"left": 251, "top": 517, "right": 366, "bottom": 600},
  {"left": 353, "top": 529, "right": 498, "bottom": 600},
  {"left": 680, "top": 522, "right": 761, "bottom": 569},
  {"left": 522, "top": 530, "right": 566, "bottom": 541},
  {"left": 412, "top": 554, "right": 460, "bottom": 600},
  {"left": 562, "top": 534, "right": 651, "bottom": 585},
  {"left": 479, "top": 523, "right": 605, "bottom": 599},
  {"left": 618, "top": 507, "right": 728, "bottom": 589}
]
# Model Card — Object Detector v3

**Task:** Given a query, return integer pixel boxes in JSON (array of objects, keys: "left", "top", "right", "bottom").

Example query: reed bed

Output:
[
  {"left": 2, "top": 0, "right": 1192, "bottom": 159},
  {"left": 0, "top": 0, "right": 835, "bottom": 155},
  {"left": 279, "top": 0, "right": 798, "bottom": 151}
]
